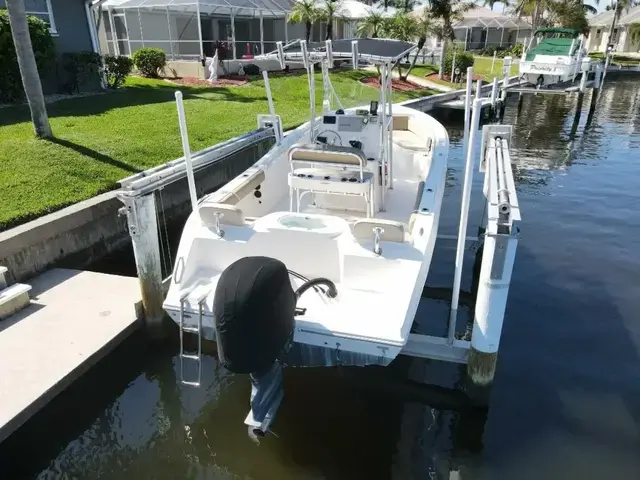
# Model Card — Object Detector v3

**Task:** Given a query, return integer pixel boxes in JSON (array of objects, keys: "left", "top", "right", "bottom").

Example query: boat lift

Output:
[{"left": 118, "top": 38, "right": 522, "bottom": 390}]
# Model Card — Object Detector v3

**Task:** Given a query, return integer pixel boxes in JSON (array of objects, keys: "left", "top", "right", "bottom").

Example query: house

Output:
[
  {"left": 95, "top": 0, "right": 393, "bottom": 77},
  {"left": 0, "top": 0, "right": 103, "bottom": 92},
  {"left": 587, "top": 6, "right": 640, "bottom": 53},
  {"left": 411, "top": 6, "right": 532, "bottom": 51}
]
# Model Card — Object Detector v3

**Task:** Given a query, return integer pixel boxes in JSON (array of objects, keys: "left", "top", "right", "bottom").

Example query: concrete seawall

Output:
[{"left": 0, "top": 138, "right": 274, "bottom": 284}]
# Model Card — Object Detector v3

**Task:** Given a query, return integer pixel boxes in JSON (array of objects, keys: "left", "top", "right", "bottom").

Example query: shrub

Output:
[
  {"left": 443, "top": 50, "right": 474, "bottom": 77},
  {"left": 0, "top": 10, "right": 56, "bottom": 102},
  {"left": 510, "top": 43, "right": 524, "bottom": 58},
  {"left": 103, "top": 54, "right": 133, "bottom": 89},
  {"left": 61, "top": 51, "right": 102, "bottom": 93},
  {"left": 131, "top": 47, "right": 166, "bottom": 77}
]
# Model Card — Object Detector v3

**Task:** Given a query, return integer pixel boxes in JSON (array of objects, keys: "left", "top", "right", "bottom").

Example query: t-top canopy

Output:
[{"left": 283, "top": 38, "right": 416, "bottom": 63}]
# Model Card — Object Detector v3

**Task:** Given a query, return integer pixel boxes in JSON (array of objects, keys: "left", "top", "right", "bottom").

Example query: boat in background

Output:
[{"left": 519, "top": 27, "right": 591, "bottom": 88}]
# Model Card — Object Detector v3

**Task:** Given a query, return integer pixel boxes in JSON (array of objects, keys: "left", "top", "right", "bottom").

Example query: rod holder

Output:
[{"left": 175, "top": 91, "right": 199, "bottom": 214}]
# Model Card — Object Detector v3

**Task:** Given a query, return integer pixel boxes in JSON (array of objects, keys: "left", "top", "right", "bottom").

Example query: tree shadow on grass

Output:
[
  {"left": 47, "top": 138, "right": 142, "bottom": 174},
  {"left": 0, "top": 81, "right": 267, "bottom": 128}
]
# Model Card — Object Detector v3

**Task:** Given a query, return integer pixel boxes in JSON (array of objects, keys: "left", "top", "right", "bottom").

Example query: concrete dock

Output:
[{"left": 0, "top": 269, "right": 143, "bottom": 443}]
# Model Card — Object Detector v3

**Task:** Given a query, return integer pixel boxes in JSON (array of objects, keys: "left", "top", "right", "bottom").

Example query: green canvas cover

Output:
[{"left": 525, "top": 38, "right": 577, "bottom": 61}]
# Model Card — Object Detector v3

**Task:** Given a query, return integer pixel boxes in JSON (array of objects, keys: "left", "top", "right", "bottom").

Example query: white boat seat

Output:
[
  {"left": 215, "top": 169, "right": 265, "bottom": 205},
  {"left": 199, "top": 203, "right": 245, "bottom": 227},
  {"left": 289, "top": 143, "right": 367, "bottom": 167},
  {"left": 352, "top": 219, "right": 405, "bottom": 243},
  {"left": 393, "top": 130, "right": 428, "bottom": 152},
  {"left": 288, "top": 144, "right": 373, "bottom": 217}
]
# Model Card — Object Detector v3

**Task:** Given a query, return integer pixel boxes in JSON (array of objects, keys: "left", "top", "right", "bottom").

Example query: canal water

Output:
[{"left": 2, "top": 77, "right": 640, "bottom": 480}]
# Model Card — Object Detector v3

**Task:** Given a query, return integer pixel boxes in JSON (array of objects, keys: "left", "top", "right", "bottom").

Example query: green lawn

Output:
[
  {"left": 589, "top": 52, "right": 640, "bottom": 67},
  {"left": 410, "top": 56, "right": 519, "bottom": 88},
  {"left": 0, "top": 70, "right": 434, "bottom": 230}
]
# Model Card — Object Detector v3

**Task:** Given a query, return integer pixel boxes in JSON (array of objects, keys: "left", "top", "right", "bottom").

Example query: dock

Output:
[
  {"left": 438, "top": 95, "right": 494, "bottom": 110},
  {"left": 0, "top": 269, "right": 143, "bottom": 443}
]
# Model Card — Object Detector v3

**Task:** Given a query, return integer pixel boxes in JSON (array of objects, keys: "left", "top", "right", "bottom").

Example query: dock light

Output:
[{"left": 276, "top": 41, "right": 285, "bottom": 70}]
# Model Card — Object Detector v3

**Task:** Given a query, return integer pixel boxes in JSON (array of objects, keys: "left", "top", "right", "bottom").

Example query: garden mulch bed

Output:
[
  {"left": 360, "top": 76, "right": 424, "bottom": 92},
  {"left": 168, "top": 75, "right": 249, "bottom": 87}
]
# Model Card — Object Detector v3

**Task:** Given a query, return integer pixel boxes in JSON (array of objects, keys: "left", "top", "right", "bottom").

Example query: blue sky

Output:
[{"left": 484, "top": 0, "right": 613, "bottom": 14}]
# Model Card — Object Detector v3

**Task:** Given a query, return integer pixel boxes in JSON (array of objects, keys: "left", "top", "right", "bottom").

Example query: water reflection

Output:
[{"left": 2, "top": 78, "right": 640, "bottom": 480}]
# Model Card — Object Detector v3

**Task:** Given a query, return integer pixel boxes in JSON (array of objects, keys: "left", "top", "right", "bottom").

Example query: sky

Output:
[{"left": 485, "top": 0, "right": 613, "bottom": 14}]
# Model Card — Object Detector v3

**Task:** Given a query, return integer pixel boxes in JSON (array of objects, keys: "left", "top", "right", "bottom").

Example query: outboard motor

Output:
[{"left": 213, "top": 256, "right": 296, "bottom": 438}]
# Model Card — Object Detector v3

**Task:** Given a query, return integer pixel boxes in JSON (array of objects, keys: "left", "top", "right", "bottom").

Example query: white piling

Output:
[
  {"left": 490, "top": 51, "right": 496, "bottom": 74},
  {"left": 490, "top": 77, "right": 499, "bottom": 110},
  {"left": 175, "top": 91, "right": 199, "bottom": 214},
  {"left": 467, "top": 228, "right": 518, "bottom": 385},
  {"left": 476, "top": 79, "right": 483, "bottom": 100},
  {"left": 448, "top": 98, "right": 483, "bottom": 345},
  {"left": 462, "top": 66, "right": 473, "bottom": 161},
  {"left": 579, "top": 69, "right": 588, "bottom": 94},
  {"left": 594, "top": 63, "right": 602, "bottom": 89},
  {"left": 501, "top": 56, "right": 512, "bottom": 101}
]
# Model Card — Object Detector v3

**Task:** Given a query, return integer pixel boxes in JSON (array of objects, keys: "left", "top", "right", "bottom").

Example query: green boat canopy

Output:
[
  {"left": 534, "top": 27, "right": 580, "bottom": 37},
  {"left": 526, "top": 37, "right": 580, "bottom": 61}
]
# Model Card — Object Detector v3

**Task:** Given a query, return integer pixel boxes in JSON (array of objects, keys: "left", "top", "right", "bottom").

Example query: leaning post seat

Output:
[{"left": 287, "top": 143, "right": 374, "bottom": 217}]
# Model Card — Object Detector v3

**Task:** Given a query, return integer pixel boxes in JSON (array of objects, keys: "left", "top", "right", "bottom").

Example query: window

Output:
[{"left": 24, "top": 0, "right": 57, "bottom": 34}]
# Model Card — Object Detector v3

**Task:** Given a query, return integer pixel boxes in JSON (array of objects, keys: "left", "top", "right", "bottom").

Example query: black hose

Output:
[
  {"left": 288, "top": 270, "right": 324, "bottom": 294},
  {"left": 295, "top": 278, "right": 338, "bottom": 299}
]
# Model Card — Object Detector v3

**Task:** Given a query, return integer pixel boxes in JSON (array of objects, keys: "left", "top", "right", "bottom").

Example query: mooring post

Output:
[
  {"left": 120, "top": 193, "right": 164, "bottom": 330},
  {"left": 594, "top": 63, "right": 602, "bottom": 90},
  {"left": 462, "top": 66, "right": 473, "bottom": 159},
  {"left": 467, "top": 232, "right": 518, "bottom": 385},
  {"left": 579, "top": 69, "right": 588, "bottom": 94},
  {"left": 490, "top": 77, "right": 499, "bottom": 113},
  {"left": 501, "top": 56, "right": 512, "bottom": 102}
]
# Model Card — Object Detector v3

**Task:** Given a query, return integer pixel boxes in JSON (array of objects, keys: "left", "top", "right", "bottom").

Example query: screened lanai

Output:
[
  {"left": 101, "top": 0, "right": 298, "bottom": 61},
  {"left": 453, "top": 9, "right": 532, "bottom": 50}
]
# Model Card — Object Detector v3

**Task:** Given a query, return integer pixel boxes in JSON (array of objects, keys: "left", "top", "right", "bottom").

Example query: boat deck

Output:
[{"left": 0, "top": 269, "right": 142, "bottom": 443}]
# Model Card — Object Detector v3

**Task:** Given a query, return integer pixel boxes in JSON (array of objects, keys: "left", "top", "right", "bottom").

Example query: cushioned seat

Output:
[{"left": 393, "top": 130, "right": 428, "bottom": 152}]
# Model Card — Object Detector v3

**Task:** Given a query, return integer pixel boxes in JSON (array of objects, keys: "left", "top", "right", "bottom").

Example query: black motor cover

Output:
[{"left": 213, "top": 256, "right": 296, "bottom": 375}]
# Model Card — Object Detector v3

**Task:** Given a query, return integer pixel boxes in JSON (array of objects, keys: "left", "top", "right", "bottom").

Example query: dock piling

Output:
[
  {"left": 120, "top": 193, "right": 164, "bottom": 331},
  {"left": 501, "top": 57, "right": 512, "bottom": 102},
  {"left": 490, "top": 77, "right": 499, "bottom": 115},
  {"left": 467, "top": 131, "right": 520, "bottom": 385},
  {"left": 468, "top": 232, "right": 518, "bottom": 385},
  {"left": 462, "top": 67, "right": 473, "bottom": 159}
]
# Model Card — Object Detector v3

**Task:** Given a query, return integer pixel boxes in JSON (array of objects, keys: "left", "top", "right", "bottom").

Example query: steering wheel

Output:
[{"left": 314, "top": 130, "right": 343, "bottom": 146}]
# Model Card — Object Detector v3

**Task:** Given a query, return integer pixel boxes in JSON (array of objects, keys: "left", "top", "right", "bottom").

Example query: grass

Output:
[
  {"left": 589, "top": 51, "right": 640, "bottom": 67},
  {"left": 0, "top": 70, "right": 434, "bottom": 230},
  {"left": 409, "top": 56, "right": 519, "bottom": 88}
]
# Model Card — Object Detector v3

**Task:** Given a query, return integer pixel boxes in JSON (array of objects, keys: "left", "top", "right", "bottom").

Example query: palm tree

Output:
[
  {"left": 406, "top": 10, "right": 433, "bottom": 77},
  {"left": 428, "top": 0, "right": 475, "bottom": 40},
  {"left": 318, "top": 0, "right": 346, "bottom": 40},
  {"left": 289, "top": 0, "right": 319, "bottom": 44},
  {"left": 606, "top": 0, "right": 633, "bottom": 50},
  {"left": 357, "top": 10, "right": 388, "bottom": 38},
  {"left": 629, "top": 22, "right": 640, "bottom": 49},
  {"left": 5, "top": 0, "right": 52, "bottom": 139}
]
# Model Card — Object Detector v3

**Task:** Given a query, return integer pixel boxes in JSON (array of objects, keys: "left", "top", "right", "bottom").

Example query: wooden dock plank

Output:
[{"left": 0, "top": 269, "right": 142, "bottom": 443}]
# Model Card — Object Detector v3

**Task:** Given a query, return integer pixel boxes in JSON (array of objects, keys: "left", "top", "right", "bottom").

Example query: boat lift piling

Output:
[
  {"left": 448, "top": 97, "right": 484, "bottom": 345},
  {"left": 467, "top": 126, "right": 520, "bottom": 385},
  {"left": 118, "top": 193, "right": 164, "bottom": 331}
]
